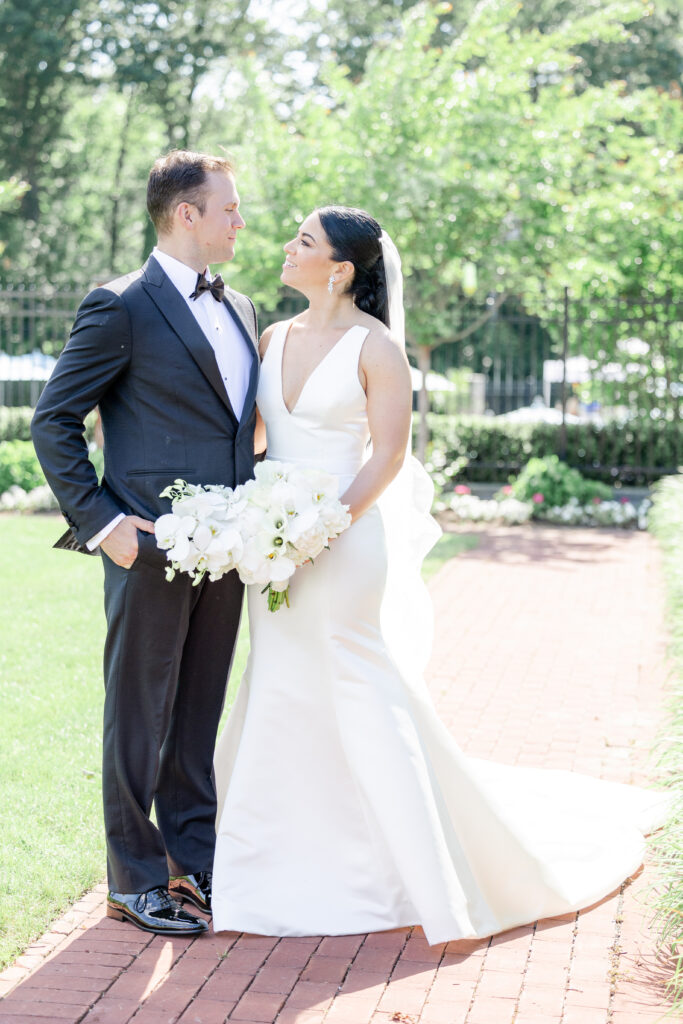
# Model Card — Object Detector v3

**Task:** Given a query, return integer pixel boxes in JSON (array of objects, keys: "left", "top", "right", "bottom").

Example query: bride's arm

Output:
[
  {"left": 254, "top": 407, "right": 267, "bottom": 455},
  {"left": 340, "top": 330, "right": 412, "bottom": 523},
  {"left": 253, "top": 323, "right": 277, "bottom": 455}
]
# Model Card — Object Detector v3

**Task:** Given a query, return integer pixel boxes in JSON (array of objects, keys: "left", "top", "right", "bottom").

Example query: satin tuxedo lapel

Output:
[
  {"left": 141, "top": 256, "right": 239, "bottom": 424},
  {"left": 223, "top": 287, "right": 259, "bottom": 425}
]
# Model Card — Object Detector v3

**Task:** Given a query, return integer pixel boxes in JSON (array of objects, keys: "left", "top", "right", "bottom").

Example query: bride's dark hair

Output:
[{"left": 316, "top": 206, "right": 388, "bottom": 326}]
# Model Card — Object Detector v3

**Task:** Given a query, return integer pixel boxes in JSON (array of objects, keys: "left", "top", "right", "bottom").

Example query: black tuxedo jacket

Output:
[{"left": 31, "top": 254, "right": 259, "bottom": 547}]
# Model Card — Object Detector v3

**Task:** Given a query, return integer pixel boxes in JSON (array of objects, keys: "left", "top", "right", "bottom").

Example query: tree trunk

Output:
[
  {"left": 20, "top": 168, "right": 40, "bottom": 221},
  {"left": 416, "top": 345, "right": 432, "bottom": 464},
  {"left": 109, "top": 89, "right": 135, "bottom": 273}
]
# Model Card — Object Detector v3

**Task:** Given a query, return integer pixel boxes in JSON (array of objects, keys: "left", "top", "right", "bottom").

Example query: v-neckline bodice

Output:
[{"left": 278, "top": 319, "right": 366, "bottom": 416}]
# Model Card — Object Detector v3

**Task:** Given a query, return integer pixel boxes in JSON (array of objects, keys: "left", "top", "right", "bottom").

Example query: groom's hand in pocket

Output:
[{"left": 100, "top": 515, "right": 155, "bottom": 569}]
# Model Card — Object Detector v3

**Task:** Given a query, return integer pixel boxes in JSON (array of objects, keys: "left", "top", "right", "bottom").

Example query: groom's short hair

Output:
[{"left": 147, "top": 149, "right": 235, "bottom": 234}]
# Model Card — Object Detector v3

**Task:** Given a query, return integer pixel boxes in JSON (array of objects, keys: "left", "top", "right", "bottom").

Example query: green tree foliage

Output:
[
  {"left": 302, "top": 0, "right": 682, "bottom": 93},
  {"left": 0, "top": 0, "right": 679, "bottom": 323},
  {"left": 209, "top": 0, "right": 680, "bottom": 459},
  {"left": 98, "top": 0, "right": 267, "bottom": 147},
  {"left": 0, "top": 176, "right": 27, "bottom": 263},
  {"left": 97, "top": 0, "right": 274, "bottom": 255},
  {"left": 0, "top": 0, "right": 272, "bottom": 283},
  {"left": 519, "top": 0, "right": 682, "bottom": 92},
  {"left": 0, "top": 0, "right": 103, "bottom": 219},
  {"left": 224, "top": 1, "right": 681, "bottom": 328}
]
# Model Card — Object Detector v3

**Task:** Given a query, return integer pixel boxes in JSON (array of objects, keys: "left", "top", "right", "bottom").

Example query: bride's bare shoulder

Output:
[
  {"left": 359, "top": 316, "right": 407, "bottom": 368},
  {"left": 357, "top": 318, "right": 409, "bottom": 397}
]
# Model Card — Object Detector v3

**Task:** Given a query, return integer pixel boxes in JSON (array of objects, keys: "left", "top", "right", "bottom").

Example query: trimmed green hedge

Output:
[
  {"left": 0, "top": 438, "right": 104, "bottom": 495},
  {"left": 0, "top": 406, "right": 100, "bottom": 444},
  {"left": 0, "top": 440, "right": 46, "bottom": 493},
  {"left": 424, "top": 414, "right": 682, "bottom": 486},
  {"left": 0, "top": 407, "right": 33, "bottom": 442}
]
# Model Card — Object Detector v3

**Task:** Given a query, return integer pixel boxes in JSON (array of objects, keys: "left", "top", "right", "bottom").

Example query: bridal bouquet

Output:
[
  {"left": 154, "top": 461, "right": 351, "bottom": 611},
  {"left": 154, "top": 481, "right": 246, "bottom": 584}
]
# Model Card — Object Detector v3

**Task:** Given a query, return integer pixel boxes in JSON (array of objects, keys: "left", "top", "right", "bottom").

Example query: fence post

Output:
[{"left": 559, "top": 286, "right": 569, "bottom": 461}]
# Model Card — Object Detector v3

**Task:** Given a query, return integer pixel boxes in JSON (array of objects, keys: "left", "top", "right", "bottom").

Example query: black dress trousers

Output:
[{"left": 102, "top": 532, "right": 244, "bottom": 893}]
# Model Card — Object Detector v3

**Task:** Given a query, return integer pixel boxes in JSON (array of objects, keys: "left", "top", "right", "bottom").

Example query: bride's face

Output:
[{"left": 281, "top": 213, "right": 336, "bottom": 292}]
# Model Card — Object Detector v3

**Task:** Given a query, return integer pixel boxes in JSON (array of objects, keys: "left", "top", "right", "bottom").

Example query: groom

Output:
[{"left": 31, "top": 150, "right": 259, "bottom": 935}]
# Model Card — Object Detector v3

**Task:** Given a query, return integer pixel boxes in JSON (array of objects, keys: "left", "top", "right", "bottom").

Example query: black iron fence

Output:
[
  {"left": 0, "top": 288, "right": 304, "bottom": 407},
  {"left": 427, "top": 289, "right": 681, "bottom": 482},
  {"left": 430, "top": 290, "right": 681, "bottom": 417},
  {"left": 0, "top": 288, "right": 83, "bottom": 406},
  {"left": 1, "top": 286, "right": 681, "bottom": 482}
]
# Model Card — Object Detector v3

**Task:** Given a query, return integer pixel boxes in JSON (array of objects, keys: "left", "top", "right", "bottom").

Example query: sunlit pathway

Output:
[{"left": 0, "top": 523, "right": 676, "bottom": 1024}]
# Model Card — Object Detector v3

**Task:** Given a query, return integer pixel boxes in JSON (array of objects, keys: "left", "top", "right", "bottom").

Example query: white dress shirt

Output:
[{"left": 87, "top": 249, "right": 253, "bottom": 551}]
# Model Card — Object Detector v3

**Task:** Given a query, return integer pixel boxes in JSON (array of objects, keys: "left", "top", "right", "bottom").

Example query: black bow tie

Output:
[{"left": 190, "top": 272, "right": 225, "bottom": 302}]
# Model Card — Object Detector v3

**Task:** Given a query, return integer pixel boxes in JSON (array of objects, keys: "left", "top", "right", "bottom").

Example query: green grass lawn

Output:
[
  {"left": 0, "top": 514, "right": 474, "bottom": 969},
  {"left": 0, "top": 515, "right": 107, "bottom": 966},
  {"left": 422, "top": 529, "right": 478, "bottom": 580}
]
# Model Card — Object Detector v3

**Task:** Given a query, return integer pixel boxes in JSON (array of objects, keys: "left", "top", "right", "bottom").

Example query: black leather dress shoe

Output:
[
  {"left": 169, "top": 871, "right": 212, "bottom": 913},
  {"left": 106, "top": 887, "right": 209, "bottom": 935}
]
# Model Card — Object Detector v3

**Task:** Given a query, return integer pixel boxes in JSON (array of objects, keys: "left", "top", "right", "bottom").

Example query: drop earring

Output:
[{"left": 328, "top": 274, "right": 335, "bottom": 294}]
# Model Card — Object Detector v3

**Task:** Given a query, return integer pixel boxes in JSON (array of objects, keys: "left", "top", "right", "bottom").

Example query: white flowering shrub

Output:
[
  {"left": 0, "top": 484, "right": 59, "bottom": 512},
  {"left": 438, "top": 489, "right": 650, "bottom": 530},
  {"left": 445, "top": 493, "right": 533, "bottom": 525}
]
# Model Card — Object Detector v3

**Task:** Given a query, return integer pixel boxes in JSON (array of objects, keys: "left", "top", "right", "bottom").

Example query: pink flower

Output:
[
  {"left": 501, "top": 485, "right": 513, "bottom": 495},
  {"left": 532, "top": 492, "right": 545, "bottom": 504},
  {"left": 620, "top": 497, "right": 629, "bottom": 504},
  {"left": 592, "top": 496, "right": 602, "bottom": 505},
  {"left": 454, "top": 484, "right": 471, "bottom": 495}
]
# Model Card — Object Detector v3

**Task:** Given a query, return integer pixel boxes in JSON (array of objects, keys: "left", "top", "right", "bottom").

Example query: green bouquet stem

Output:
[{"left": 263, "top": 584, "right": 290, "bottom": 612}]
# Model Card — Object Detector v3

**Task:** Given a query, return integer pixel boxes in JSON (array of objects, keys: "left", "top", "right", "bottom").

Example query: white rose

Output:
[{"left": 293, "top": 523, "right": 330, "bottom": 560}]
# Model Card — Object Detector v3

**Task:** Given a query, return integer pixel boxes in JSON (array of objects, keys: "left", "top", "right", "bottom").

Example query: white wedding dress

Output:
[{"left": 212, "top": 319, "right": 666, "bottom": 945}]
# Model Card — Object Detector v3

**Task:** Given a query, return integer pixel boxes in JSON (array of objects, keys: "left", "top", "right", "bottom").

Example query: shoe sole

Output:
[{"left": 106, "top": 903, "right": 208, "bottom": 935}]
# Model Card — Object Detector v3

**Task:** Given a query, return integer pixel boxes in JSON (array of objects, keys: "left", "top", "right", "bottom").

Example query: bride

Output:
[{"left": 210, "top": 206, "right": 664, "bottom": 944}]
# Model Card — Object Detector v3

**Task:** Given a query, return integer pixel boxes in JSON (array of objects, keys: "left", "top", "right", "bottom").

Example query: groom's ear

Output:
[{"left": 176, "top": 201, "right": 198, "bottom": 231}]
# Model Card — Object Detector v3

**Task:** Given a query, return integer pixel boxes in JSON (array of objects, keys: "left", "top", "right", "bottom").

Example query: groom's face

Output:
[{"left": 194, "top": 171, "right": 245, "bottom": 265}]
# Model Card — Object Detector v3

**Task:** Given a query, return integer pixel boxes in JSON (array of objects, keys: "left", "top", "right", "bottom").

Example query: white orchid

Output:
[
  {"left": 154, "top": 463, "right": 351, "bottom": 607},
  {"left": 155, "top": 480, "right": 244, "bottom": 584},
  {"left": 255, "top": 460, "right": 294, "bottom": 483},
  {"left": 174, "top": 539, "right": 202, "bottom": 573},
  {"left": 291, "top": 467, "right": 340, "bottom": 504},
  {"left": 154, "top": 513, "right": 196, "bottom": 549},
  {"left": 235, "top": 538, "right": 269, "bottom": 585},
  {"left": 236, "top": 462, "right": 350, "bottom": 610},
  {"left": 173, "top": 489, "right": 229, "bottom": 524},
  {"left": 237, "top": 533, "right": 296, "bottom": 587},
  {"left": 285, "top": 504, "right": 320, "bottom": 542},
  {"left": 204, "top": 527, "right": 244, "bottom": 580}
]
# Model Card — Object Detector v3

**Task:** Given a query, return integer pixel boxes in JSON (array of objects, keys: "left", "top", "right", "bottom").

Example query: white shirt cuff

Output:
[{"left": 87, "top": 513, "right": 126, "bottom": 551}]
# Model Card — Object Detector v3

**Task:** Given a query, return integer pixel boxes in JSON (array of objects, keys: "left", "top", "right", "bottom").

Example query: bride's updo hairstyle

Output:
[{"left": 317, "top": 206, "right": 389, "bottom": 326}]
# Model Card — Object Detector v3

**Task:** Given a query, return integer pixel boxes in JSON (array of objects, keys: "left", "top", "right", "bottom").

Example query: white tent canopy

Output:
[
  {"left": 410, "top": 367, "right": 456, "bottom": 392},
  {"left": 0, "top": 350, "right": 57, "bottom": 381}
]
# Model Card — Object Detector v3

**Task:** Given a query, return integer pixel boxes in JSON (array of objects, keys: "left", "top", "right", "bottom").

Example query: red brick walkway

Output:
[{"left": 1, "top": 524, "right": 677, "bottom": 1024}]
